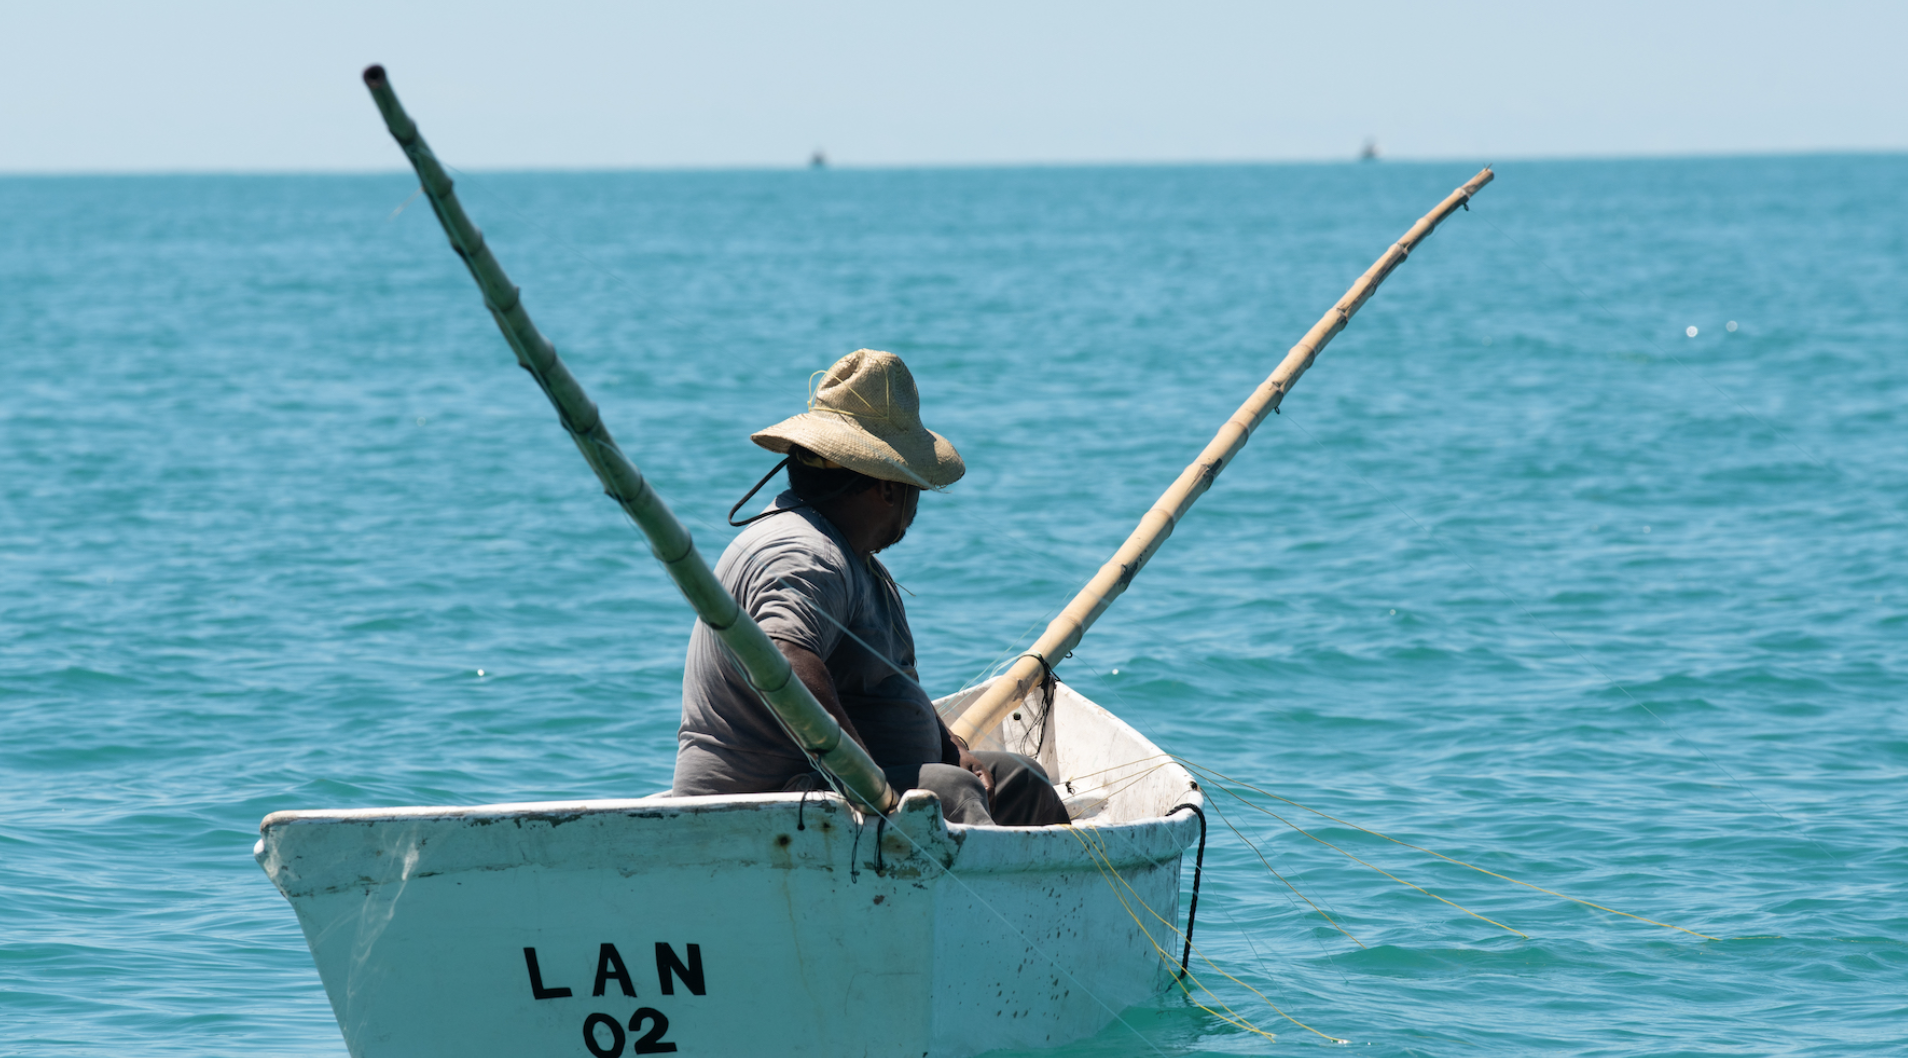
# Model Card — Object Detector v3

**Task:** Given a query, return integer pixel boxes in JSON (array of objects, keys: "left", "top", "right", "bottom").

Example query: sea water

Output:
[{"left": 1, "top": 156, "right": 1903, "bottom": 1056}]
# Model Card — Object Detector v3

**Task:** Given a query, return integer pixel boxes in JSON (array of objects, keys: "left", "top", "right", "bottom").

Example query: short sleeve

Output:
[{"left": 732, "top": 536, "right": 852, "bottom": 660}]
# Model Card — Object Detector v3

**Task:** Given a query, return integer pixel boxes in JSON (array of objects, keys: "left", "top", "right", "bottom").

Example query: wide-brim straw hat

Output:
[{"left": 751, "top": 349, "right": 965, "bottom": 490}]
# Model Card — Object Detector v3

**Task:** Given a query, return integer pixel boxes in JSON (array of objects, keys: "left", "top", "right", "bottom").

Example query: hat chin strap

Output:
[
  {"left": 727, "top": 458, "right": 792, "bottom": 527},
  {"left": 726, "top": 457, "right": 874, "bottom": 528}
]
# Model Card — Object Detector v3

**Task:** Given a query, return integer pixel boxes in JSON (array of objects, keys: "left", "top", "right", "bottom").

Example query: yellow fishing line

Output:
[
  {"left": 1071, "top": 759, "right": 1171, "bottom": 797},
  {"left": 1068, "top": 826, "right": 1351, "bottom": 1044},
  {"left": 1065, "top": 761, "right": 1174, "bottom": 819},
  {"left": 1181, "top": 758, "right": 1737, "bottom": 942},
  {"left": 1059, "top": 752, "right": 1173, "bottom": 786},
  {"left": 1065, "top": 827, "right": 1281, "bottom": 1042},
  {"left": 1073, "top": 827, "right": 1349, "bottom": 1044},
  {"left": 1202, "top": 790, "right": 1367, "bottom": 949},
  {"left": 1186, "top": 768, "right": 1530, "bottom": 939}
]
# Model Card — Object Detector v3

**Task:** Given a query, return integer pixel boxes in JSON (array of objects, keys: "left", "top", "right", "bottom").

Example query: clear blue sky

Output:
[{"left": 4, "top": 0, "right": 1903, "bottom": 172}]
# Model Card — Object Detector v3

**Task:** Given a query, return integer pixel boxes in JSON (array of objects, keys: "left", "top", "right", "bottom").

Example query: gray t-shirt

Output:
[{"left": 671, "top": 491, "right": 942, "bottom": 796}]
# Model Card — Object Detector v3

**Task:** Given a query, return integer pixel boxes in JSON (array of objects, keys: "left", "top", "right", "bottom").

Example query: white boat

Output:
[
  {"left": 263, "top": 67, "right": 1489, "bottom": 1058},
  {"left": 255, "top": 679, "right": 1204, "bottom": 1057}
]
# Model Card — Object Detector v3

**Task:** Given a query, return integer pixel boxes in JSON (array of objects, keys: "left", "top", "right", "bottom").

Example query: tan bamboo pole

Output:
[
  {"left": 952, "top": 167, "right": 1495, "bottom": 745},
  {"left": 361, "top": 65, "right": 897, "bottom": 813}
]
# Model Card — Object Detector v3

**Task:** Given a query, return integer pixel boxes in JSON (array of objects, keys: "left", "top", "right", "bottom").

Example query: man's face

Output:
[{"left": 873, "top": 482, "right": 921, "bottom": 553}]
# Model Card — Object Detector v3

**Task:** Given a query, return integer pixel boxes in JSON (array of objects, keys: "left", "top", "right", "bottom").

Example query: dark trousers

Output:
[{"left": 885, "top": 751, "right": 1071, "bottom": 827}]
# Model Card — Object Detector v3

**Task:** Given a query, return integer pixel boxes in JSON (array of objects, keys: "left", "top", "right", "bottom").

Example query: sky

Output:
[{"left": 2, "top": 0, "right": 1903, "bottom": 173}]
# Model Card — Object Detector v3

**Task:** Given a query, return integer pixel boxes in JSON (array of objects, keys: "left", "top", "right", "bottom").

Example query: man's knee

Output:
[
  {"left": 912, "top": 763, "right": 994, "bottom": 825},
  {"left": 973, "top": 751, "right": 1071, "bottom": 827}
]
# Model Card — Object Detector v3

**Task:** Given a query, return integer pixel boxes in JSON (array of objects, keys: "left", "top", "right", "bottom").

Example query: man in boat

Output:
[{"left": 672, "top": 349, "right": 1069, "bottom": 827}]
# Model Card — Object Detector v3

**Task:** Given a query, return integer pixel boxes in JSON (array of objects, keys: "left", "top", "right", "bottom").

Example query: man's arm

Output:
[{"left": 774, "top": 640, "right": 870, "bottom": 754}]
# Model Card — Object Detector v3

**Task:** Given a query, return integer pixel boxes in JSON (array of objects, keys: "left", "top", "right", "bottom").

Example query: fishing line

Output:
[
  {"left": 1065, "top": 826, "right": 1286, "bottom": 1042},
  {"left": 1061, "top": 760, "right": 1177, "bottom": 821},
  {"left": 1180, "top": 758, "right": 1737, "bottom": 942},
  {"left": 960, "top": 606, "right": 1061, "bottom": 697},
  {"left": 1213, "top": 894, "right": 1349, "bottom": 990},
  {"left": 1055, "top": 752, "right": 1173, "bottom": 788},
  {"left": 386, "top": 186, "right": 423, "bottom": 221},
  {"left": 1069, "top": 825, "right": 1350, "bottom": 1044},
  {"left": 983, "top": 661, "right": 1368, "bottom": 1009},
  {"left": 1075, "top": 823, "right": 1328, "bottom": 1035},
  {"left": 1194, "top": 791, "right": 1364, "bottom": 975},
  {"left": 1054, "top": 663, "right": 1377, "bottom": 968},
  {"left": 1200, "top": 770, "right": 1530, "bottom": 939},
  {"left": 1199, "top": 790, "right": 1367, "bottom": 950},
  {"left": 1030, "top": 659, "right": 1376, "bottom": 987},
  {"left": 1275, "top": 404, "right": 1842, "bottom": 870},
  {"left": 1069, "top": 833, "right": 1286, "bottom": 1044}
]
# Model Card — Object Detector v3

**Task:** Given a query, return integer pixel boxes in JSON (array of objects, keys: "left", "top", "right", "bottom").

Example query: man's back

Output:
[{"left": 673, "top": 491, "right": 937, "bottom": 796}]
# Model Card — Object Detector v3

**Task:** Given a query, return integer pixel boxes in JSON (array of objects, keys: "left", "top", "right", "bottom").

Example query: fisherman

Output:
[{"left": 672, "top": 349, "right": 1070, "bottom": 826}]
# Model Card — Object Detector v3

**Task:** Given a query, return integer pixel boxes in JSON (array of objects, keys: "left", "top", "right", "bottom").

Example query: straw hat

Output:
[{"left": 751, "top": 349, "right": 965, "bottom": 489}]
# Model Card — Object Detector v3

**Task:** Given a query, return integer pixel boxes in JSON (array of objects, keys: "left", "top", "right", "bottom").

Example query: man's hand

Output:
[
  {"left": 957, "top": 748, "right": 995, "bottom": 800},
  {"left": 939, "top": 720, "right": 993, "bottom": 800}
]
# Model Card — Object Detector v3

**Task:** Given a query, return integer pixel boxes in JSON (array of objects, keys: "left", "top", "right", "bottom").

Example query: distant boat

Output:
[
  {"left": 255, "top": 680, "right": 1203, "bottom": 1057},
  {"left": 809, "top": 149, "right": 828, "bottom": 169},
  {"left": 1360, "top": 138, "right": 1381, "bottom": 162}
]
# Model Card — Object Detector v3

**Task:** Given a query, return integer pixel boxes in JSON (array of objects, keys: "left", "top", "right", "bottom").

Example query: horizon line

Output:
[{"left": 1, "top": 145, "right": 1902, "bottom": 179}]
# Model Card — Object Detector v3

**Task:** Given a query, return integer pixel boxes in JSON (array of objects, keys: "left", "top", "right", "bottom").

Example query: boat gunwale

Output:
[
  {"left": 256, "top": 789, "right": 1202, "bottom": 881},
  {"left": 256, "top": 782, "right": 1201, "bottom": 832}
]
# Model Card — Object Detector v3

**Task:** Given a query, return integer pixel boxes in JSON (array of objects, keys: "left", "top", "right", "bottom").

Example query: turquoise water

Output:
[{"left": 3, "top": 155, "right": 1903, "bottom": 1055}]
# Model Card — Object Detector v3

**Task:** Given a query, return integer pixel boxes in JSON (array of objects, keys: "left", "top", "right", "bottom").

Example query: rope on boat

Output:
[
  {"left": 1168, "top": 802, "right": 1207, "bottom": 981},
  {"left": 1014, "top": 651, "right": 1058, "bottom": 758},
  {"left": 848, "top": 813, "right": 885, "bottom": 883}
]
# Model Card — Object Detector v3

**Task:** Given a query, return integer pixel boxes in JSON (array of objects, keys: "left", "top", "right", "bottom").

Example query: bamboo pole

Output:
[
  {"left": 951, "top": 168, "right": 1495, "bottom": 745},
  {"left": 360, "top": 65, "right": 897, "bottom": 814}
]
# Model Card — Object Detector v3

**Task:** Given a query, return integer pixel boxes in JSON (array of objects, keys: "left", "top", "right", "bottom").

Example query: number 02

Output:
[
  {"left": 629, "top": 1007, "right": 676, "bottom": 1054},
  {"left": 580, "top": 1008, "right": 676, "bottom": 1057}
]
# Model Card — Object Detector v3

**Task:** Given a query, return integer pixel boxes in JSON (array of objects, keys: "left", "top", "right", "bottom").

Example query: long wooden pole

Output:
[
  {"left": 361, "top": 65, "right": 898, "bottom": 813},
  {"left": 952, "top": 168, "right": 1495, "bottom": 745}
]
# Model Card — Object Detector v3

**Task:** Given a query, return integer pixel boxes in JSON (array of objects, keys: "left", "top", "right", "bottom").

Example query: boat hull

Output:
[{"left": 257, "top": 683, "right": 1199, "bottom": 1057}]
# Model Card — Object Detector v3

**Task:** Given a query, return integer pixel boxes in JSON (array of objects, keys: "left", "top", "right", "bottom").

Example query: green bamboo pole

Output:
[
  {"left": 360, "top": 65, "right": 897, "bottom": 814},
  {"left": 952, "top": 168, "right": 1495, "bottom": 745}
]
